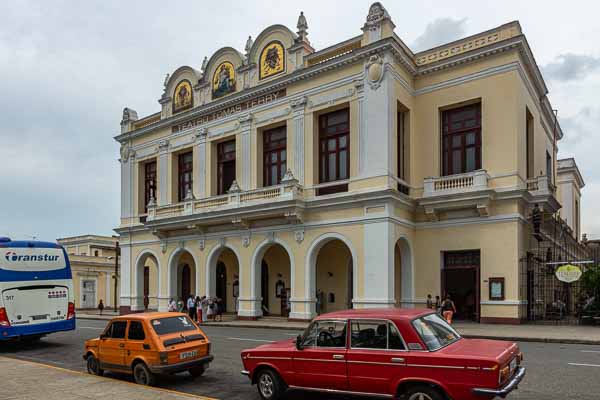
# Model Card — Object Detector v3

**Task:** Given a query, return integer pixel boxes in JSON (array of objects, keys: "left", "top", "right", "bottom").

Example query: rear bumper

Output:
[
  {"left": 473, "top": 367, "right": 526, "bottom": 398},
  {"left": 148, "top": 355, "right": 214, "bottom": 374},
  {"left": 0, "top": 318, "right": 76, "bottom": 340}
]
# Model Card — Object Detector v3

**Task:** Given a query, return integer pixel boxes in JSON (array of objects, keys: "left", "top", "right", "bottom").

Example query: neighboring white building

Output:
[{"left": 557, "top": 158, "right": 585, "bottom": 240}]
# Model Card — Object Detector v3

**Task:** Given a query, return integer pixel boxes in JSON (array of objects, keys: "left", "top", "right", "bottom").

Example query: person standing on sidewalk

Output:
[
  {"left": 97, "top": 299, "right": 104, "bottom": 315},
  {"left": 187, "top": 295, "right": 196, "bottom": 321},
  {"left": 426, "top": 294, "right": 433, "bottom": 309},
  {"left": 200, "top": 296, "right": 209, "bottom": 323},
  {"left": 195, "top": 296, "right": 202, "bottom": 323},
  {"left": 441, "top": 295, "right": 457, "bottom": 324},
  {"left": 168, "top": 298, "right": 177, "bottom": 312}
]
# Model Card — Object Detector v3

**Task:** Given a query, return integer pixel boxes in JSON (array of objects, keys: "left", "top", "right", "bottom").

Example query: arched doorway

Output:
[
  {"left": 168, "top": 249, "right": 197, "bottom": 304},
  {"left": 261, "top": 261, "right": 269, "bottom": 316},
  {"left": 135, "top": 251, "right": 160, "bottom": 311},
  {"left": 181, "top": 264, "right": 191, "bottom": 301},
  {"left": 306, "top": 235, "right": 356, "bottom": 316},
  {"left": 216, "top": 262, "right": 227, "bottom": 310},
  {"left": 394, "top": 237, "right": 414, "bottom": 308},
  {"left": 206, "top": 246, "right": 240, "bottom": 314}
]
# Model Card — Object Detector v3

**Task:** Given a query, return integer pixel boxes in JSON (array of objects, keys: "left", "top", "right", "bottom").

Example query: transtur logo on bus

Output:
[{"left": 4, "top": 251, "right": 60, "bottom": 262}]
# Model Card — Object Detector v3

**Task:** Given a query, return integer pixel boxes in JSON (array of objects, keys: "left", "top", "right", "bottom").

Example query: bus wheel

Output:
[{"left": 86, "top": 355, "right": 104, "bottom": 376}]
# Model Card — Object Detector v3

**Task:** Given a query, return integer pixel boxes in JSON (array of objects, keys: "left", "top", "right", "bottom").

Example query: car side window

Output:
[
  {"left": 388, "top": 322, "right": 406, "bottom": 350},
  {"left": 316, "top": 321, "right": 347, "bottom": 348},
  {"left": 128, "top": 321, "right": 145, "bottom": 341},
  {"left": 350, "top": 320, "right": 406, "bottom": 350},
  {"left": 301, "top": 320, "right": 347, "bottom": 348},
  {"left": 351, "top": 320, "right": 387, "bottom": 349},
  {"left": 107, "top": 321, "right": 127, "bottom": 339}
]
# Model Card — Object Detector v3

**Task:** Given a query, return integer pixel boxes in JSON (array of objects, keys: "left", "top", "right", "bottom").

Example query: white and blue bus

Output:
[{"left": 0, "top": 237, "right": 76, "bottom": 340}]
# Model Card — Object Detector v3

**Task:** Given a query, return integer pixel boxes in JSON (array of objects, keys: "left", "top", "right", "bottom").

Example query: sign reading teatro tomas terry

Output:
[{"left": 172, "top": 89, "right": 286, "bottom": 133}]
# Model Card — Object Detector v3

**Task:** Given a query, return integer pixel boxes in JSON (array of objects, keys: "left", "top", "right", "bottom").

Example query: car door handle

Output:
[
  {"left": 391, "top": 357, "right": 405, "bottom": 363},
  {"left": 119, "top": 343, "right": 125, "bottom": 348},
  {"left": 333, "top": 354, "right": 344, "bottom": 360}
]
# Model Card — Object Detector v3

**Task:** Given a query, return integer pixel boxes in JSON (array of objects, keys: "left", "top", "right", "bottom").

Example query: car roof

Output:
[
  {"left": 111, "top": 312, "right": 187, "bottom": 321},
  {"left": 314, "top": 308, "right": 434, "bottom": 321}
]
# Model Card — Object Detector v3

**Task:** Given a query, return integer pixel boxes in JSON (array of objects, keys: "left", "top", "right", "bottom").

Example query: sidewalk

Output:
[
  {"left": 77, "top": 312, "right": 600, "bottom": 345},
  {"left": 0, "top": 356, "right": 216, "bottom": 400}
]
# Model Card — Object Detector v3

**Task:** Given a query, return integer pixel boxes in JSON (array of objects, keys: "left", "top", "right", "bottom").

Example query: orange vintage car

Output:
[{"left": 83, "top": 312, "right": 213, "bottom": 385}]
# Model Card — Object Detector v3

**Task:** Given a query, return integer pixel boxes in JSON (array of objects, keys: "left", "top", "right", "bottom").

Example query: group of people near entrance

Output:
[
  {"left": 167, "top": 295, "right": 224, "bottom": 323},
  {"left": 426, "top": 294, "right": 457, "bottom": 324}
]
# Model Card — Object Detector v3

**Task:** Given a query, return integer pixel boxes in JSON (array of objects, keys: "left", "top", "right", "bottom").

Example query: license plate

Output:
[
  {"left": 32, "top": 315, "right": 48, "bottom": 320},
  {"left": 179, "top": 350, "right": 198, "bottom": 360}
]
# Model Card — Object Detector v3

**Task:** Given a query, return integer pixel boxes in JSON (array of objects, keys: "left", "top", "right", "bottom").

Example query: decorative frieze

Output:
[{"left": 308, "top": 88, "right": 355, "bottom": 109}]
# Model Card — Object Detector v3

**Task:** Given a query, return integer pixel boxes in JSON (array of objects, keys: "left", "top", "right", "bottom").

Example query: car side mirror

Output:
[
  {"left": 295, "top": 335, "right": 303, "bottom": 350},
  {"left": 100, "top": 334, "right": 107, "bottom": 340}
]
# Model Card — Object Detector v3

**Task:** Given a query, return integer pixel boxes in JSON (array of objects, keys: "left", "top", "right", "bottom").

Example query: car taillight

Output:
[
  {"left": 0, "top": 307, "right": 10, "bottom": 327},
  {"left": 517, "top": 352, "right": 524, "bottom": 365},
  {"left": 499, "top": 365, "right": 510, "bottom": 383},
  {"left": 66, "top": 302, "right": 75, "bottom": 320},
  {"left": 159, "top": 351, "right": 168, "bottom": 365}
]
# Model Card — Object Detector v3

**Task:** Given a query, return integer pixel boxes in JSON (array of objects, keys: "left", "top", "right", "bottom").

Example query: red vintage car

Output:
[{"left": 241, "top": 309, "right": 525, "bottom": 400}]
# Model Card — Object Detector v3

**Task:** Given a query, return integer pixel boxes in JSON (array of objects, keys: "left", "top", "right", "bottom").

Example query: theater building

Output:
[{"left": 115, "top": 3, "right": 585, "bottom": 323}]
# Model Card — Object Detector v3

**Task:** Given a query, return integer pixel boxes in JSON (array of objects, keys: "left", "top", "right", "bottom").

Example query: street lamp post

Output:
[{"left": 114, "top": 241, "right": 120, "bottom": 313}]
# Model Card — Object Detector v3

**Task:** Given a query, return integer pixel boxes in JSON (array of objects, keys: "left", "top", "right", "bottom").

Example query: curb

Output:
[
  {"left": 461, "top": 334, "right": 600, "bottom": 346},
  {"left": 203, "top": 322, "right": 600, "bottom": 345},
  {"left": 77, "top": 317, "right": 600, "bottom": 345}
]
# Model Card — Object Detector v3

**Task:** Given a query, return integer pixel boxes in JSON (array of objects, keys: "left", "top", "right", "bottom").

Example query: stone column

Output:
[
  {"left": 357, "top": 216, "right": 396, "bottom": 309},
  {"left": 291, "top": 97, "right": 308, "bottom": 185},
  {"left": 119, "top": 147, "right": 135, "bottom": 225},
  {"left": 119, "top": 244, "right": 132, "bottom": 314},
  {"left": 195, "top": 128, "right": 208, "bottom": 198},
  {"left": 157, "top": 140, "right": 170, "bottom": 206},
  {"left": 157, "top": 244, "right": 170, "bottom": 312}
]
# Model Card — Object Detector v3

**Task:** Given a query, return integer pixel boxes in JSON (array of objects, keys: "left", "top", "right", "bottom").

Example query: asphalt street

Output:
[{"left": 1, "top": 319, "right": 599, "bottom": 400}]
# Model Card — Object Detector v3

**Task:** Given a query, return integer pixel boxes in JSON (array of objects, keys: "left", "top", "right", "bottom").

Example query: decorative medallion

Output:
[
  {"left": 259, "top": 41, "right": 285, "bottom": 80},
  {"left": 173, "top": 80, "right": 193, "bottom": 113},
  {"left": 212, "top": 61, "right": 236, "bottom": 99}
]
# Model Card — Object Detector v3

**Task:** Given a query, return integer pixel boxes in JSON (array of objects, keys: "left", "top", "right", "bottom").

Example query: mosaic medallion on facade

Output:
[
  {"left": 172, "top": 79, "right": 193, "bottom": 113},
  {"left": 259, "top": 41, "right": 285, "bottom": 80},
  {"left": 212, "top": 61, "right": 236, "bottom": 99}
]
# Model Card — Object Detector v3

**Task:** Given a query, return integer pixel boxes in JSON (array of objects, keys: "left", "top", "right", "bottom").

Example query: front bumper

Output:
[
  {"left": 473, "top": 367, "right": 526, "bottom": 398},
  {"left": 149, "top": 355, "right": 214, "bottom": 374}
]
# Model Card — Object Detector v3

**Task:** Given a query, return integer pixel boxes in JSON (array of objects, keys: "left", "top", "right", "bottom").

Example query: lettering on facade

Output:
[{"left": 172, "top": 89, "right": 286, "bottom": 133}]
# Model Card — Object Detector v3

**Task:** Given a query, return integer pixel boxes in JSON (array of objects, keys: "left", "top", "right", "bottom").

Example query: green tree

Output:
[{"left": 581, "top": 265, "right": 600, "bottom": 310}]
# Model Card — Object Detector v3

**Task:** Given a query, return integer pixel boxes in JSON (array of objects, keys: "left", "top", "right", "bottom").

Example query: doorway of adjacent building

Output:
[
  {"left": 442, "top": 250, "right": 480, "bottom": 322},
  {"left": 216, "top": 262, "right": 227, "bottom": 310},
  {"left": 81, "top": 279, "right": 96, "bottom": 309}
]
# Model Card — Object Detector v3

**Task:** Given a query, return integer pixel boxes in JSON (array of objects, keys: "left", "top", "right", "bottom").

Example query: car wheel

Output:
[
  {"left": 256, "top": 369, "right": 285, "bottom": 400},
  {"left": 86, "top": 355, "right": 104, "bottom": 376},
  {"left": 404, "top": 385, "right": 445, "bottom": 400},
  {"left": 189, "top": 366, "right": 205, "bottom": 378},
  {"left": 133, "top": 363, "right": 155, "bottom": 386}
]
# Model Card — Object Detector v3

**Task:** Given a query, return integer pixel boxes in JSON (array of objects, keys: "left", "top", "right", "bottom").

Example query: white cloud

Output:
[
  {"left": 542, "top": 53, "right": 600, "bottom": 82},
  {"left": 411, "top": 18, "right": 467, "bottom": 52}
]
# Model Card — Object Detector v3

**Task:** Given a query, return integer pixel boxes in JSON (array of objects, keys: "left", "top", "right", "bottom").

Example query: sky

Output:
[{"left": 1, "top": 0, "right": 599, "bottom": 241}]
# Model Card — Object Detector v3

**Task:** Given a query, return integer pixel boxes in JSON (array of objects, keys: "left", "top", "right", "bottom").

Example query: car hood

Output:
[
  {"left": 254, "top": 338, "right": 296, "bottom": 351},
  {"left": 85, "top": 338, "right": 100, "bottom": 347},
  {"left": 438, "top": 338, "right": 519, "bottom": 363}
]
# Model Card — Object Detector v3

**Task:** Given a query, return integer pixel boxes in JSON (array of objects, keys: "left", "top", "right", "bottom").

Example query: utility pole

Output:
[{"left": 114, "top": 241, "right": 120, "bottom": 313}]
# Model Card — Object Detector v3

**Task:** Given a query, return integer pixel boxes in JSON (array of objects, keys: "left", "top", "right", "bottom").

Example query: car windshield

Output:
[
  {"left": 411, "top": 313, "right": 461, "bottom": 351},
  {"left": 150, "top": 316, "right": 197, "bottom": 335}
]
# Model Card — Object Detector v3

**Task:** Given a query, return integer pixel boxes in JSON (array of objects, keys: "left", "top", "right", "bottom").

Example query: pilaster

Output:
[
  {"left": 291, "top": 96, "right": 308, "bottom": 185},
  {"left": 239, "top": 114, "right": 253, "bottom": 190},
  {"left": 118, "top": 244, "right": 132, "bottom": 314},
  {"left": 157, "top": 139, "right": 170, "bottom": 206},
  {"left": 119, "top": 146, "right": 136, "bottom": 225},
  {"left": 195, "top": 128, "right": 208, "bottom": 198}
]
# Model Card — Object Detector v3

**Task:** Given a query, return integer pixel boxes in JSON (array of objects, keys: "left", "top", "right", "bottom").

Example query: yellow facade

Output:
[
  {"left": 58, "top": 235, "right": 120, "bottom": 310},
  {"left": 114, "top": 3, "right": 584, "bottom": 323}
]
